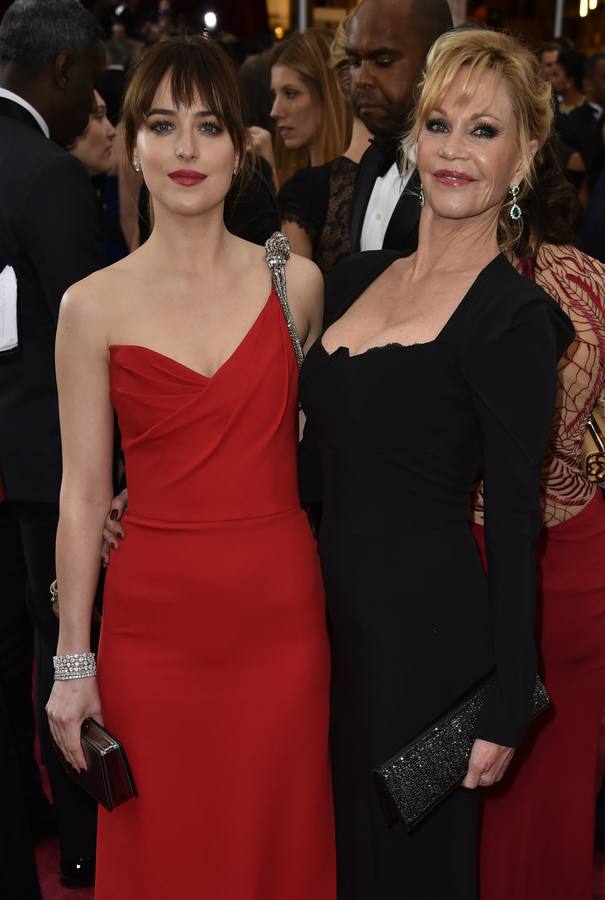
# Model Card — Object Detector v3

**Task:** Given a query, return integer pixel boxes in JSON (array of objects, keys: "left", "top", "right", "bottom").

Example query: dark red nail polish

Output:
[{"left": 110, "top": 510, "right": 118, "bottom": 520}]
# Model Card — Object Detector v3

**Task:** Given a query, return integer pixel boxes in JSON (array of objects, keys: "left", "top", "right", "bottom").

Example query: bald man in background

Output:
[{"left": 347, "top": 0, "right": 453, "bottom": 257}]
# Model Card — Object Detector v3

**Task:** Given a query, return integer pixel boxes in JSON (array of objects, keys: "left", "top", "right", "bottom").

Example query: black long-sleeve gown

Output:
[{"left": 298, "top": 251, "right": 574, "bottom": 900}]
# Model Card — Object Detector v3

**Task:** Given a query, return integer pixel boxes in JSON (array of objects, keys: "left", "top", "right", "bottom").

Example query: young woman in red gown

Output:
[{"left": 46, "top": 37, "right": 335, "bottom": 900}]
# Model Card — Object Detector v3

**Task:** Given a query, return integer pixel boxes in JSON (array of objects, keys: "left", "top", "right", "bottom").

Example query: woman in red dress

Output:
[
  {"left": 475, "top": 140, "right": 605, "bottom": 900},
  {"left": 46, "top": 37, "right": 335, "bottom": 900}
]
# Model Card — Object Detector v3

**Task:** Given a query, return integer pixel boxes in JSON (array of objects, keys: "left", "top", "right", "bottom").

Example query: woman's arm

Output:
[
  {"left": 248, "top": 127, "right": 278, "bottom": 190},
  {"left": 281, "top": 220, "right": 313, "bottom": 260},
  {"left": 277, "top": 167, "right": 327, "bottom": 266},
  {"left": 285, "top": 253, "right": 324, "bottom": 353},
  {"left": 461, "top": 296, "right": 573, "bottom": 787},
  {"left": 46, "top": 279, "right": 115, "bottom": 771}
]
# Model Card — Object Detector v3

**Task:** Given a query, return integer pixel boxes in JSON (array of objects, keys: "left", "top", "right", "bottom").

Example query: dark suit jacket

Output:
[
  {"left": 0, "top": 98, "right": 102, "bottom": 502},
  {"left": 349, "top": 139, "right": 421, "bottom": 257}
]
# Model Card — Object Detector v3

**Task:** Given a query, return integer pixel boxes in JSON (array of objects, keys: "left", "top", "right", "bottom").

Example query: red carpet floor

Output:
[
  {"left": 34, "top": 828, "right": 605, "bottom": 899},
  {"left": 35, "top": 839, "right": 93, "bottom": 900}
]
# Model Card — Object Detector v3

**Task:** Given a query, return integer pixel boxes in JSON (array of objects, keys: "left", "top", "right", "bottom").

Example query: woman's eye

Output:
[
  {"left": 149, "top": 119, "right": 173, "bottom": 134},
  {"left": 426, "top": 118, "right": 448, "bottom": 133},
  {"left": 199, "top": 121, "right": 222, "bottom": 135},
  {"left": 472, "top": 122, "right": 498, "bottom": 139},
  {"left": 285, "top": 90, "right": 299, "bottom": 100}
]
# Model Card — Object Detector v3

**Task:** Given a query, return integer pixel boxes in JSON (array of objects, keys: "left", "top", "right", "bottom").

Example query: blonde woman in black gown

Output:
[{"left": 299, "top": 29, "right": 574, "bottom": 900}]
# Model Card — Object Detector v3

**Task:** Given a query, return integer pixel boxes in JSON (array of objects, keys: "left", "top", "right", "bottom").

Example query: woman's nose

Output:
[
  {"left": 270, "top": 96, "right": 281, "bottom": 119},
  {"left": 175, "top": 129, "right": 198, "bottom": 160},
  {"left": 440, "top": 129, "right": 466, "bottom": 160}
]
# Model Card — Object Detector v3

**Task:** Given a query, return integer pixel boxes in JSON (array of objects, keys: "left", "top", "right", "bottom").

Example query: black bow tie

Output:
[{"left": 372, "top": 138, "right": 401, "bottom": 177}]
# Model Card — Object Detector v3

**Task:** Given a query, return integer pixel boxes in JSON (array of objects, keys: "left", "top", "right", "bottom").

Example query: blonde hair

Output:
[
  {"left": 271, "top": 28, "right": 351, "bottom": 184},
  {"left": 330, "top": 15, "right": 353, "bottom": 95},
  {"left": 405, "top": 28, "right": 554, "bottom": 251}
]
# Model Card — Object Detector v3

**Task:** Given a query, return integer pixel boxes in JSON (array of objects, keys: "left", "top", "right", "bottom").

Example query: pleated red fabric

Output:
[
  {"left": 96, "top": 289, "right": 335, "bottom": 900},
  {"left": 474, "top": 492, "right": 605, "bottom": 900}
]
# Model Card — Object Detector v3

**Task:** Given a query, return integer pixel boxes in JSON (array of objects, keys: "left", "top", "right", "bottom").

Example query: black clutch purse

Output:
[
  {"left": 54, "top": 718, "right": 137, "bottom": 811},
  {"left": 372, "top": 671, "right": 550, "bottom": 832}
]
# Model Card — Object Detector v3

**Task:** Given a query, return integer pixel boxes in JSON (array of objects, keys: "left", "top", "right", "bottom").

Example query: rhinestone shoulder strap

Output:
[{"left": 265, "top": 231, "right": 304, "bottom": 369}]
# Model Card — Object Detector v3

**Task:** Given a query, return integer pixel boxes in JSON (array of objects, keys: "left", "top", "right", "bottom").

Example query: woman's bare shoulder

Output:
[
  {"left": 286, "top": 252, "right": 323, "bottom": 296},
  {"left": 59, "top": 252, "right": 146, "bottom": 339}
]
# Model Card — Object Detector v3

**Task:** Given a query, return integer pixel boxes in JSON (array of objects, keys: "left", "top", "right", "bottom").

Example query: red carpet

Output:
[
  {"left": 35, "top": 839, "right": 93, "bottom": 900},
  {"left": 33, "top": 823, "right": 605, "bottom": 899},
  {"left": 36, "top": 748, "right": 93, "bottom": 900}
]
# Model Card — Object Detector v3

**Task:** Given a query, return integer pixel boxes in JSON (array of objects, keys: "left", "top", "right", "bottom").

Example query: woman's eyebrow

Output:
[{"left": 147, "top": 108, "right": 215, "bottom": 117}]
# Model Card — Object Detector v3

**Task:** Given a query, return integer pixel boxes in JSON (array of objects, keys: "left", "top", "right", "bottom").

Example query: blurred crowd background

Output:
[{"left": 0, "top": 0, "right": 602, "bottom": 268}]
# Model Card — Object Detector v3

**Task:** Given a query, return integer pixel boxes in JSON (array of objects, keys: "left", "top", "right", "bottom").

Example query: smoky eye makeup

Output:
[
  {"left": 145, "top": 116, "right": 224, "bottom": 135},
  {"left": 472, "top": 121, "right": 499, "bottom": 138},
  {"left": 147, "top": 118, "right": 173, "bottom": 133},
  {"left": 425, "top": 117, "right": 449, "bottom": 133},
  {"left": 198, "top": 120, "right": 223, "bottom": 135}
]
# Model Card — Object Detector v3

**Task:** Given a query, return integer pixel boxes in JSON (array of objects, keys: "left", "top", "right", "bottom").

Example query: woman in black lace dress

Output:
[{"left": 277, "top": 17, "right": 371, "bottom": 274}]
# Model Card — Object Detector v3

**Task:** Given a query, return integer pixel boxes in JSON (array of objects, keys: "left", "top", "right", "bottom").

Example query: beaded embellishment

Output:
[
  {"left": 265, "top": 232, "right": 304, "bottom": 369},
  {"left": 373, "top": 673, "right": 550, "bottom": 831}
]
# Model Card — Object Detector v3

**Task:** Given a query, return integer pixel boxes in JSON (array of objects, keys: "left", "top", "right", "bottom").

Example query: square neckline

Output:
[{"left": 318, "top": 253, "right": 504, "bottom": 361}]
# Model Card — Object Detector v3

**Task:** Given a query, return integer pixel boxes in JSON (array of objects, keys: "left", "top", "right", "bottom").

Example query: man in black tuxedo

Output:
[
  {"left": 0, "top": 0, "right": 105, "bottom": 888},
  {"left": 347, "top": 0, "right": 453, "bottom": 257}
]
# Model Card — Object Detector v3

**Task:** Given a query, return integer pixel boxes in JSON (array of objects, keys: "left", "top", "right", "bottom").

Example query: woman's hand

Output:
[
  {"left": 248, "top": 127, "right": 278, "bottom": 188},
  {"left": 101, "top": 489, "right": 128, "bottom": 565},
  {"left": 462, "top": 738, "right": 515, "bottom": 789},
  {"left": 47, "top": 677, "right": 103, "bottom": 772}
]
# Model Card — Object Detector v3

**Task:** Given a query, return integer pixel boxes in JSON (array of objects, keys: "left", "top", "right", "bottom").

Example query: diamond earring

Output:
[
  {"left": 419, "top": 186, "right": 425, "bottom": 208},
  {"left": 509, "top": 185, "right": 522, "bottom": 221},
  {"left": 133, "top": 160, "right": 141, "bottom": 173}
]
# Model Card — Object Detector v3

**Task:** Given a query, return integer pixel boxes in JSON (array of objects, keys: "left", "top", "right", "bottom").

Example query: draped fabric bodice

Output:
[{"left": 109, "top": 289, "right": 300, "bottom": 522}]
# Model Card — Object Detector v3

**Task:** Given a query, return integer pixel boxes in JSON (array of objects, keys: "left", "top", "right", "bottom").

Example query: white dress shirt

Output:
[
  {"left": 360, "top": 161, "right": 416, "bottom": 252},
  {"left": 0, "top": 87, "right": 50, "bottom": 138}
]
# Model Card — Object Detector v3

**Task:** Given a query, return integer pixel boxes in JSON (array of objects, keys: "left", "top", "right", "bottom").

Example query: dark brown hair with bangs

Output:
[{"left": 122, "top": 34, "right": 249, "bottom": 180}]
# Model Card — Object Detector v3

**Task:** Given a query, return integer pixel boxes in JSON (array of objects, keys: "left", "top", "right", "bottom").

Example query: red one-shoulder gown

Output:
[{"left": 96, "top": 288, "right": 335, "bottom": 899}]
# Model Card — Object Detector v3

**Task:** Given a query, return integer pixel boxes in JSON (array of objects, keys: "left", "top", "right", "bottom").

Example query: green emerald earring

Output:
[{"left": 509, "top": 185, "right": 522, "bottom": 221}]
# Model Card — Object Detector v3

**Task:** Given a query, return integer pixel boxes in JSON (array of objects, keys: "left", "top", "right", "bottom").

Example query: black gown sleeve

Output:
[
  {"left": 461, "top": 297, "right": 574, "bottom": 747},
  {"left": 277, "top": 165, "right": 330, "bottom": 242}
]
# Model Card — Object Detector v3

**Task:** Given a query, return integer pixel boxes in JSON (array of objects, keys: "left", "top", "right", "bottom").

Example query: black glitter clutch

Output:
[{"left": 372, "top": 672, "right": 550, "bottom": 832}]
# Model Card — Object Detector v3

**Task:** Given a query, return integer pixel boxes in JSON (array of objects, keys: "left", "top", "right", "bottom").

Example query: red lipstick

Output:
[
  {"left": 432, "top": 170, "right": 476, "bottom": 187},
  {"left": 168, "top": 170, "right": 207, "bottom": 186}
]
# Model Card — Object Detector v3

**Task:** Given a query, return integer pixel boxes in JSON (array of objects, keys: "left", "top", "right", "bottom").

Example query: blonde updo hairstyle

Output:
[{"left": 405, "top": 28, "right": 554, "bottom": 252}]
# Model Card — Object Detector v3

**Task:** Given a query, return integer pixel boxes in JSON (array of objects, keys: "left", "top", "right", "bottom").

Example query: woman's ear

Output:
[{"left": 511, "top": 139, "right": 539, "bottom": 190}]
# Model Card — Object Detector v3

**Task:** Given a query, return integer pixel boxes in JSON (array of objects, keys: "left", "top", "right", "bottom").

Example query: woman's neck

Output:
[
  {"left": 140, "top": 201, "right": 231, "bottom": 276},
  {"left": 309, "top": 140, "right": 322, "bottom": 167},
  {"left": 411, "top": 205, "right": 501, "bottom": 279},
  {"left": 344, "top": 116, "right": 372, "bottom": 164}
]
